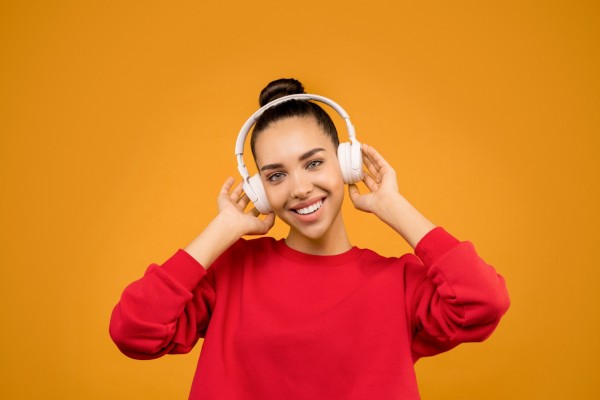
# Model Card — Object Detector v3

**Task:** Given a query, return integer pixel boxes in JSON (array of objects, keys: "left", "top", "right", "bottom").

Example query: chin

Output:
[
  {"left": 283, "top": 219, "right": 328, "bottom": 240},
  {"left": 285, "top": 210, "right": 344, "bottom": 244}
]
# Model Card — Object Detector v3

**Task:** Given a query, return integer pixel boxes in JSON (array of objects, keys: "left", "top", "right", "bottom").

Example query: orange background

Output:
[{"left": 1, "top": 0, "right": 598, "bottom": 399}]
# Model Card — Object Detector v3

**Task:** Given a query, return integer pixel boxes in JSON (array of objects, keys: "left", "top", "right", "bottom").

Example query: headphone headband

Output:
[{"left": 235, "top": 93, "right": 357, "bottom": 180}]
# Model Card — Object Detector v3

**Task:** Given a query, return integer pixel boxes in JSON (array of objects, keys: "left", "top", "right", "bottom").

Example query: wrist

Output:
[
  {"left": 184, "top": 214, "right": 244, "bottom": 268},
  {"left": 212, "top": 212, "right": 247, "bottom": 241},
  {"left": 373, "top": 191, "right": 406, "bottom": 221},
  {"left": 375, "top": 192, "right": 435, "bottom": 248}
]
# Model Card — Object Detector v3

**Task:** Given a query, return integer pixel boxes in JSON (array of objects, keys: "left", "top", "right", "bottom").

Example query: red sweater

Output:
[{"left": 110, "top": 227, "right": 509, "bottom": 399}]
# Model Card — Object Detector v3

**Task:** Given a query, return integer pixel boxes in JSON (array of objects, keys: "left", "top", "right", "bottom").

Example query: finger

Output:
[
  {"left": 348, "top": 184, "right": 370, "bottom": 212},
  {"left": 363, "top": 155, "right": 381, "bottom": 183},
  {"left": 365, "top": 145, "right": 398, "bottom": 186},
  {"left": 248, "top": 207, "right": 260, "bottom": 217},
  {"left": 348, "top": 184, "right": 360, "bottom": 200},
  {"left": 362, "top": 149, "right": 382, "bottom": 182},
  {"left": 220, "top": 177, "right": 235, "bottom": 195},
  {"left": 379, "top": 164, "right": 397, "bottom": 184},
  {"left": 263, "top": 212, "right": 276, "bottom": 230},
  {"left": 363, "top": 174, "right": 380, "bottom": 192},
  {"left": 238, "top": 192, "right": 251, "bottom": 210},
  {"left": 230, "top": 181, "right": 245, "bottom": 201},
  {"left": 364, "top": 144, "right": 392, "bottom": 171}
]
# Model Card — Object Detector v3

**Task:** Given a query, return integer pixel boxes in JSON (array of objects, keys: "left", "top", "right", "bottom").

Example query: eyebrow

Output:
[{"left": 260, "top": 147, "right": 326, "bottom": 172}]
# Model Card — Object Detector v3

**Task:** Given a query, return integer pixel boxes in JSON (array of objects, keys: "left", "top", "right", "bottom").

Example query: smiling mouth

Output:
[{"left": 293, "top": 199, "right": 324, "bottom": 215}]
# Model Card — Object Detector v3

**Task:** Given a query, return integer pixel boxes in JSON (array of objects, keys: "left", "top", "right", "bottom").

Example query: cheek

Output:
[
  {"left": 325, "top": 161, "right": 345, "bottom": 186},
  {"left": 262, "top": 180, "right": 287, "bottom": 209},
  {"left": 315, "top": 160, "right": 344, "bottom": 183},
  {"left": 261, "top": 162, "right": 345, "bottom": 208}
]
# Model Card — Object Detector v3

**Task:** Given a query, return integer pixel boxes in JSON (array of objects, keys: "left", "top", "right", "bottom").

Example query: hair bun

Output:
[{"left": 259, "top": 78, "right": 305, "bottom": 107}]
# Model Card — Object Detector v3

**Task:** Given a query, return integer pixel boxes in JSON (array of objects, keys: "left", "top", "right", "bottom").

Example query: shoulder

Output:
[
  {"left": 230, "top": 236, "right": 278, "bottom": 253},
  {"left": 356, "top": 245, "right": 420, "bottom": 264},
  {"left": 211, "top": 236, "right": 279, "bottom": 267},
  {"left": 353, "top": 246, "right": 424, "bottom": 275}
]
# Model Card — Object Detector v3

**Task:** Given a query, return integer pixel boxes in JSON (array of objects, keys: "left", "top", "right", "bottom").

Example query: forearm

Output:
[
  {"left": 375, "top": 192, "right": 435, "bottom": 248},
  {"left": 184, "top": 214, "right": 245, "bottom": 269},
  {"left": 110, "top": 249, "right": 213, "bottom": 359},
  {"left": 412, "top": 228, "right": 510, "bottom": 353}
]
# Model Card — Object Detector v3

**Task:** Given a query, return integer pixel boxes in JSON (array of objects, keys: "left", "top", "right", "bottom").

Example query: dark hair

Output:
[{"left": 250, "top": 78, "right": 339, "bottom": 159}]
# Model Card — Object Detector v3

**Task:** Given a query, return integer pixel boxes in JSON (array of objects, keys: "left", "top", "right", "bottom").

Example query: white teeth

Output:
[{"left": 295, "top": 200, "right": 323, "bottom": 215}]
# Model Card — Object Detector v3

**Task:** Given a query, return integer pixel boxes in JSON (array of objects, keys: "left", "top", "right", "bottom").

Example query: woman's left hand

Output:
[
  {"left": 349, "top": 143, "right": 436, "bottom": 248},
  {"left": 348, "top": 143, "right": 400, "bottom": 217}
]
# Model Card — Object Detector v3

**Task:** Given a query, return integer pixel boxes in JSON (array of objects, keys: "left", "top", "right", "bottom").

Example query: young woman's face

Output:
[{"left": 253, "top": 117, "right": 345, "bottom": 243}]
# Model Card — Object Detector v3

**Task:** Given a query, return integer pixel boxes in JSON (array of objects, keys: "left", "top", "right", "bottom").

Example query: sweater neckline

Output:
[{"left": 274, "top": 239, "right": 363, "bottom": 266}]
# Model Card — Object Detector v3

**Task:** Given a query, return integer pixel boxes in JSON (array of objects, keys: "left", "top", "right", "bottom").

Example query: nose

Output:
[{"left": 289, "top": 171, "right": 313, "bottom": 199}]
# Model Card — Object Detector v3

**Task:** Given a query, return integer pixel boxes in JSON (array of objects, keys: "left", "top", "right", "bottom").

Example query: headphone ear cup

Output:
[
  {"left": 337, "top": 142, "right": 364, "bottom": 184},
  {"left": 244, "top": 174, "right": 272, "bottom": 214}
]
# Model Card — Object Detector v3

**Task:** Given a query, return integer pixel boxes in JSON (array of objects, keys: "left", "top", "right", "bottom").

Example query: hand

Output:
[
  {"left": 348, "top": 144, "right": 435, "bottom": 247},
  {"left": 348, "top": 144, "right": 400, "bottom": 217},
  {"left": 217, "top": 177, "right": 276, "bottom": 236},
  {"left": 184, "top": 178, "right": 276, "bottom": 268}
]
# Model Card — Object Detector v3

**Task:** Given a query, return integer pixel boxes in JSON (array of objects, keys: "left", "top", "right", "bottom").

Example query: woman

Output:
[{"left": 110, "top": 78, "right": 510, "bottom": 399}]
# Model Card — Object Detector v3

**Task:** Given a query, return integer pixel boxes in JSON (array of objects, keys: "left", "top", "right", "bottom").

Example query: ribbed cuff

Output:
[
  {"left": 159, "top": 249, "right": 208, "bottom": 292},
  {"left": 414, "top": 227, "right": 460, "bottom": 267}
]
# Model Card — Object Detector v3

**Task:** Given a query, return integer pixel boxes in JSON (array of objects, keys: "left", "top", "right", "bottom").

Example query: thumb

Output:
[
  {"left": 263, "top": 212, "right": 276, "bottom": 230},
  {"left": 349, "top": 184, "right": 373, "bottom": 213},
  {"left": 348, "top": 184, "right": 361, "bottom": 204}
]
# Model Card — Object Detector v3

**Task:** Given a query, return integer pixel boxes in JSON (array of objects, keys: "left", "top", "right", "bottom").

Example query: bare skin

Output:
[
  {"left": 184, "top": 117, "right": 434, "bottom": 268},
  {"left": 349, "top": 143, "right": 435, "bottom": 249}
]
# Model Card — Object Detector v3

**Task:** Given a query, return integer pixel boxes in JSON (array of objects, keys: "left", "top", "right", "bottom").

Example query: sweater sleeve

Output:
[
  {"left": 109, "top": 249, "right": 216, "bottom": 360},
  {"left": 407, "top": 227, "right": 510, "bottom": 361}
]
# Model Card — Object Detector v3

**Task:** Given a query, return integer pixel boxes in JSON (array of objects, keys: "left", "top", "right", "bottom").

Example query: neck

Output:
[{"left": 284, "top": 212, "right": 352, "bottom": 255}]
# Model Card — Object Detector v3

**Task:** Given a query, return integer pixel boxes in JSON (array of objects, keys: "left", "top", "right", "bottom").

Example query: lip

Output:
[
  {"left": 289, "top": 197, "right": 326, "bottom": 212},
  {"left": 288, "top": 197, "right": 326, "bottom": 223}
]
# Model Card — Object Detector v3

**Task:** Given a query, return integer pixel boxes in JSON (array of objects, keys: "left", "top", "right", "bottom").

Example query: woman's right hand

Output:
[
  {"left": 217, "top": 177, "right": 276, "bottom": 237},
  {"left": 184, "top": 177, "right": 275, "bottom": 268}
]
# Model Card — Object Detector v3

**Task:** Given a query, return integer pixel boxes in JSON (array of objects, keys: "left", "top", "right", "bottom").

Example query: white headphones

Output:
[{"left": 235, "top": 93, "right": 363, "bottom": 214}]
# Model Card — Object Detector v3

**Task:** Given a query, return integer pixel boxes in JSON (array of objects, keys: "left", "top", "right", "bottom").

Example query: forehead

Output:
[{"left": 254, "top": 117, "right": 336, "bottom": 165}]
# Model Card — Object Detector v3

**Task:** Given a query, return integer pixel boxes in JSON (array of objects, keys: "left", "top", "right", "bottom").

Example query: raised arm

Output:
[
  {"left": 185, "top": 177, "right": 275, "bottom": 268},
  {"left": 348, "top": 144, "right": 435, "bottom": 248},
  {"left": 349, "top": 146, "right": 509, "bottom": 356},
  {"left": 110, "top": 178, "right": 275, "bottom": 359}
]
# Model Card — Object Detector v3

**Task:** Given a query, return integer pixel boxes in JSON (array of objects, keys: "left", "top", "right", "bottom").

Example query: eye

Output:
[
  {"left": 306, "top": 159, "right": 324, "bottom": 170},
  {"left": 267, "top": 172, "right": 286, "bottom": 183}
]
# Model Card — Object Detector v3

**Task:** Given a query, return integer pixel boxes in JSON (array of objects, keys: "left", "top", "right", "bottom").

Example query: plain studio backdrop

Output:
[{"left": 1, "top": 1, "right": 598, "bottom": 399}]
